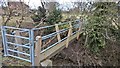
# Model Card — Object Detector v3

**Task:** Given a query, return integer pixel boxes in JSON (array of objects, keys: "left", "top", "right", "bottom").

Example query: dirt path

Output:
[{"left": 51, "top": 38, "right": 120, "bottom": 66}]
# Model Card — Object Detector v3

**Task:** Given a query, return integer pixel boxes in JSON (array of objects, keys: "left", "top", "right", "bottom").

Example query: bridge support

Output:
[
  {"left": 34, "top": 36, "right": 42, "bottom": 66},
  {"left": 77, "top": 21, "right": 82, "bottom": 40},
  {"left": 66, "top": 22, "right": 72, "bottom": 48},
  {"left": 55, "top": 24, "right": 61, "bottom": 41},
  {"left": 41, "top": 59, "right": 52, "bottom": 66}
]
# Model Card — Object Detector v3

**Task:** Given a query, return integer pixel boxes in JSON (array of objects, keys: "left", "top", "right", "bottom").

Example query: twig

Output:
[{"left": 42, "top": 36, "right": 56, "bottom": 48}]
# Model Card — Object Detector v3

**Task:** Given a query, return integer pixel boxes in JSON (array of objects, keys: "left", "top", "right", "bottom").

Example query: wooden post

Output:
[
  {"left": 77, "top": 21, "right": 82, "bottom": 40},
  {"left": 55, "top": 24, "right": 61, "bottom": 41},
  {"left": 41, "top": 59, "right": 52, "bottom": 66},
  {"left": 34, "top": 36, "right": 42, "bottom": 66},
  {"left": 15, "top": 30, "right": 22, "bottom": 56},
  {"left": 66, "top": 22, "right": 72, "bottom": 48}
]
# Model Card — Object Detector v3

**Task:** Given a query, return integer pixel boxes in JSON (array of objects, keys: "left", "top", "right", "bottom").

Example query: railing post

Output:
[
  {"left": 41, "top": 59, "right": 52, "bottom": 66},
  {"left": 15, "top": 30, "right": 22, "bottom": 57},
  {"left": 1, "top": 26, "right": 7, "bottom": 56},
  {"left": 55, "top": 24, "right": 61, "bottom": 41},
  {"left": 77, "top": 21, "right": 82, "bottom": 40},
  {"left": 66, "top": 22, "right": 72, "bottom": 48},
  {"left": 34, "top": 36, "right": 42, "bottom": 66},
  {"left": 30, "top": 30, "right": 35, "bottom": 66},
  {"left": 15, "top": 24, "right": 23, "bottom": 56}
]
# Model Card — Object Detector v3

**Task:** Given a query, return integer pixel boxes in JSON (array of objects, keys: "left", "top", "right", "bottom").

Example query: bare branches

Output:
[
  {"left": 3, "top": 9, "right": 12, "bottom": 25},
  {"left": 1, "top": 0, "right": 12, "bottom": 26},
  {"left": 41, "top": 0, "right": 45, "bottom": 9}
]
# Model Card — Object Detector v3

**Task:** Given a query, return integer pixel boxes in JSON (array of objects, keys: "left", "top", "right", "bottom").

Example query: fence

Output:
[{"left": 1, "top": 20, "right": 82, "bottom": 66}]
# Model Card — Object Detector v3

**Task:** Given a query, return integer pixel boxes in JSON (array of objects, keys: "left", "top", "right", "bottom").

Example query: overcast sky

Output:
[
  {"left": 5, "top": 0, "right": 94, "bottom": 9},
  {"left": 0, "top": 0, "right": 119, "bottom": 9}
]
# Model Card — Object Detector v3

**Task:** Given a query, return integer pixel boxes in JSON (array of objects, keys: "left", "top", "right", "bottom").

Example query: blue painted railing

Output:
[
  {"left": 1, "top": 26, "right": 35, "bottom": 65},
  {"left": 1, "top": 20, "right": 81, "bottom": 66}
]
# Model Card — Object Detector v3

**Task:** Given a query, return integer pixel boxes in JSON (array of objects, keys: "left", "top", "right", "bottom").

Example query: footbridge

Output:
[{"left": 1, "top": 20, "right": 82, "bottom": 66}]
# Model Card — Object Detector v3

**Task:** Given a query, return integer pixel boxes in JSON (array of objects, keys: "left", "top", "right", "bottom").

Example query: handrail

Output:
[
  {"left": 40, "top": 30, "right": 81, "bottom": 53},
  {"left": 7, "top": 49, "right": 30, "bottom": 56},
  {"left": 7, "top": 42, "right": 30, "bottom": 48},
  {"left": 40, "top": 36, "right": 68, "bottom": 53},
  {"left": 32, "top": 25, "right": 55, "bottom": 30},
  {"left": 3, "top": 26, "right": 30, "bottom": 31},
  {"left": 42, "top": 28, "right": 69, "bottom": 40},
  {"left": 32, "top": 22, "right": 69, "bottom": 31},
  {"left": 41, "top": 24, "right": 78, "bottom": 41},
  {"left": 8, "top": 54, "right": 31, "bottom": 62},
  {"left": 5, "top": 34, "right": 30, "bottom": 40}
]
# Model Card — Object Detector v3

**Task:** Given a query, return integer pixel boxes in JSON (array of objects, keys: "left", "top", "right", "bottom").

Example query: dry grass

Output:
[{"left": 2, "top": 57, "right": 31, "bottom": 66}]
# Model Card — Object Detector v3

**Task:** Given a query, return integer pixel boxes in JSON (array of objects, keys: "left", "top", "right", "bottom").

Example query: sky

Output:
[
  {"left": 1, "top": 0, "right": 88, "bottom": 9},
  {"left": 0, "top": 0, "right": 119, "bottom": 9}
]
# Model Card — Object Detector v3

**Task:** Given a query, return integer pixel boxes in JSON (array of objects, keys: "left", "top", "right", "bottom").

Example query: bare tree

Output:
[
  {"left": 1, "top": 0, "right": 13, "bottom": 26},
  {"left": 1, "top": 0, "right": 30, "bottom": 27}
]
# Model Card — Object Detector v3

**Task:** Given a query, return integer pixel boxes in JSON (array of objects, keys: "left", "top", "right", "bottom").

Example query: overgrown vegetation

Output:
[
  {"left": 31, "top": 6, "right": 46, "bottom": 22},
  {"left": 31, "top": 6, "right": 62, "bottom": 25},
  {"left": 46, "top": 9, "right": 62, "bottom": 25},
  {"left": 82, "top": 2, "right": 119, "bottom": 53}
]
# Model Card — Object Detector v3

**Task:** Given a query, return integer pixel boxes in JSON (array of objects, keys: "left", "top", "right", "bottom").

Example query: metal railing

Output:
[
  {"left": 1, "top": 19, "right": 82, "bottom": 66},
  {"left": 1, "top": 26, "right": 34, "bottom": 64}
]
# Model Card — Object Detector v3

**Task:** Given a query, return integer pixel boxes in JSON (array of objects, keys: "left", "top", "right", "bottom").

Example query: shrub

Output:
[{"left": 46, "top": 9, "right": 62, "bottom": 25}]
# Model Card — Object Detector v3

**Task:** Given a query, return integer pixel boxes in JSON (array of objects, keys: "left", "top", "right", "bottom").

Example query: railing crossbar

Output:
[
  {"left": 42, "top": 28, "right": 69, "bottom": 40},
  {"left": 41, "top": 36, "right": 68, "bottom": 53},
  {"left": 32, "top": 25, "right": 55, "bottom": 30},
  {"left": 5, "top": 34, "right": 30, "bottom": 40},
  {"left": 4, "top": 26, "right": 29, "bottom": 31},
  {"left": 32, "top": 22, "right": 69, "bottom": 31},
  {"left": 72, "top": 30, "right": 81, "bottom": 35},
  {"left": 40, "top": 28, "right": 81, "bottom": 53},
  {"left": 7, "top": 42, "right": 30, "bottom": 48},
  {"left": 8, "top": 54, "right": 31, "bottom": 62},
  {"left": 57, "top": 22, "right": 69, "bottom": 26},
  {"left": 7, "top": 49, "right": 30, "bottom": 56}
]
